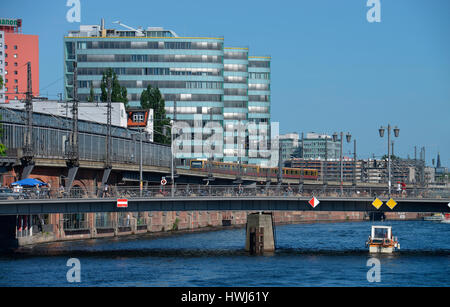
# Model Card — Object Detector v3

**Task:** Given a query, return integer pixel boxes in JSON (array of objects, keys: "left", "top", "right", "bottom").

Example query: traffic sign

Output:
[
  {"left": 386, "top": 198, "right": 397, "bottom": 210},
  {"left": 308, "top": 196, "right": 320, "bottom": 209},
  {"left": 372, "top": 198, "right": 383, "bottom": 210},
  {"left": 161, "top": 177, "right": 167, "bottom": 186},
  {"left": 117, "top": 199, "right": 128, "bottom": 208}
]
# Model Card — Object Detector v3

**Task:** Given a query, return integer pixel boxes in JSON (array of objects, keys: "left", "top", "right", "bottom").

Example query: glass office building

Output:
[
  {"left": 248, "top": 57, "right": 271, "bottom": 166},
  {"left": 223, "top": 47, "right": 249, "bottom": 164},
  {"left": 64, "top": 21, "right": 271, "bottom": 165}
]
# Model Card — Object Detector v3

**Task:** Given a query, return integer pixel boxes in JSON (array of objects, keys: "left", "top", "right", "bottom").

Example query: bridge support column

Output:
[
  {"left": 0, "top": 215, "right": 19, "bottom": 250},
  {"left": 245, "top": 212, "right": 275, "bottom": 254},
  {"left": 65, "top": 165, "right": 79, "bottom": 193},
  {"left": 98, "top": 167, "right": 112, "bottom": 197},
  {"left": 20, "top": 162, "right": 35, "bottom": 180}
]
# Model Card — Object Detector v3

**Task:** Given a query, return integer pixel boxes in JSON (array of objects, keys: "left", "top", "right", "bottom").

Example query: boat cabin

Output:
[{"left": 371, "top": 226, "right": 392, "bottom": 241}]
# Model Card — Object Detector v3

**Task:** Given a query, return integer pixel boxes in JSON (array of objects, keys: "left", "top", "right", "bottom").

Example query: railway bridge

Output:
[{"left": 0, "top": 107, "right": 392, "bottom": 194}]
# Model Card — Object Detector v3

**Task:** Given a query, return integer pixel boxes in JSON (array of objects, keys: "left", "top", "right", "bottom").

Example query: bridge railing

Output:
[{"left": 6, "top": 185, "right": 450, "bottom": 201}]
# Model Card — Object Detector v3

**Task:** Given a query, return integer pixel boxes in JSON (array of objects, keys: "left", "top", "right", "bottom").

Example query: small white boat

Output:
[
  {"left": 442, "top": 214, "right": 450, "bottom": 224},
  {"left": 423, "top": 213, "right": 444, "bottom": 221},
  {"left": 366, "top": 226, "right": 400, "bottom": 254}
]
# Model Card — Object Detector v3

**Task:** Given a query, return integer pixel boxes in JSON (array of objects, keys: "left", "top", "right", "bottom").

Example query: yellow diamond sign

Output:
[
  {"left": 372, "top": 198, "right": 383, "bottom": 210},
  {"left": 386, "top": 198, "right": 397, "bottom": 210}
]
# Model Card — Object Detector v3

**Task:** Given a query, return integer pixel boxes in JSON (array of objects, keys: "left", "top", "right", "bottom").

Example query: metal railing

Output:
[{"left": 6, "top": 185, "right": 449, "bottom": 201}]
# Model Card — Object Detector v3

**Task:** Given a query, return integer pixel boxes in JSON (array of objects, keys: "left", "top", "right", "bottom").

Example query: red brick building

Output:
[{"left": 0, "top": 18, "right": 39, "bottom": 103}]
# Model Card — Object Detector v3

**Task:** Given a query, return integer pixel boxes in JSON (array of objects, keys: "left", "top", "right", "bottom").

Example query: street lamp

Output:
[
  {"left": 379, "top": 124, "right": 400, "bottom": 197},
  {"left": 162, "top": 124, "right": 178, "bottom": 198},
  {"left": 333, "top": 132, "right": 352, "bottom": 195},
  {"left": 204, "top": 107, "right": 216, "bottom": 185}
]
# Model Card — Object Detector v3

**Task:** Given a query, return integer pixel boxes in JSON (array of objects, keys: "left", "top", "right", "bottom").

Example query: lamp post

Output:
[
  {"left": 163, "top": 124, "right": 176, "bottom": 198},
  {"left": 204, "top": 107, "right": 216, "bottom": 186},
  {"left": 139, "top": 127, "right": 143, "bottom": 197},
  {"left": 378, "top": 124, "right": 400, "bottom": 197},
  {"left": 333, "top": 132, "right": 352, "bottom": 196}
]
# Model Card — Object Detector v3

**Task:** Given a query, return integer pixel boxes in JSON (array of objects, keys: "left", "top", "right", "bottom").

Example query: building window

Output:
[
  {"left": 14, "top": 62, "right": 17, "bottom": 67},
  {"left": 14, "top": 71, "right": 17, "bottom": 75},
  {"left": 14, "top": 45, "right": 17, "bottom": 50},
  {"left": 14, "top": 79, "right": 18, "bottom": 83},
  {"left": 133, "top": 113, "right": 144, "bottom": 122},
  {"left": 13, "top": 54, "right": 17, "bottom": 58}
]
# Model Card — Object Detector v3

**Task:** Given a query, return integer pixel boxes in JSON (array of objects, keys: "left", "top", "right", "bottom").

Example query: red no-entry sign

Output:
[{"left": 117, "top": 199, "right": 128, "bottom": 208}]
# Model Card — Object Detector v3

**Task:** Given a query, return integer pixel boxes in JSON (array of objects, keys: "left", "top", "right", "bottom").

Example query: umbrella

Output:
[{"left": 11, "top": 178, "right": 48, "bottom": 187}]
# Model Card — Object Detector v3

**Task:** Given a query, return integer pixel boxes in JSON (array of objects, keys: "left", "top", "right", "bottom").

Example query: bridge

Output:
[
  {"left": 0, "top": 107, "right": 321, "bottom": 189},
  {"left": 1, "top": 183, "right": 449, "bottom": 216},
  {"left": 1, "top": 107, "right": 441, "bottom": 200},
  {"left": 0, "top": 195, "right": 449, "bottom": 216}
]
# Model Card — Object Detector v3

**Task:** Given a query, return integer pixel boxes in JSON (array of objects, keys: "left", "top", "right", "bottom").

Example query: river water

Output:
[{"left": 0, "top": 220, "right": 449, "bottom": 287}]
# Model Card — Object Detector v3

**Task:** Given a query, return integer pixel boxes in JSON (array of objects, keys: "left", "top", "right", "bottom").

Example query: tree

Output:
[
  {"left": 88, "top": 82, "right": 95, "bottom": 102},
  {"left": 100, "top": 68, "right": 129, "bottom": 109},
  {"left": 382, "top": 154, "right": 399, "bottom": 160},
  {"left": 0, "top": 75, "right": 3, "bottom": 89},
  {"left": 140, "top": 85, "right": 171, "bottom": 144}
]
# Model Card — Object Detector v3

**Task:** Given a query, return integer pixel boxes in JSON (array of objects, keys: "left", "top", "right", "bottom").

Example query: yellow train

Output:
[{"left": 189, "top": 160, "right": 318, "bottom": 180}]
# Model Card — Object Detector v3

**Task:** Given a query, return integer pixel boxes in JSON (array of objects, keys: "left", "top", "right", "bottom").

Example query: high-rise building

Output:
[
  {"left": 223, "top": 47, "right": 249, "bottom": 164},
  {"left": 248, "top": 56, "right": 271, "bottom": 166},
  {"left": 0, "top": 30, "right": 5, "bottom": 103},
  {"left": 64, "top": 20, "right": 271, "bottom": 165},
  {"left": 0, "top": 18, "right": 39, "bottom": 103}
]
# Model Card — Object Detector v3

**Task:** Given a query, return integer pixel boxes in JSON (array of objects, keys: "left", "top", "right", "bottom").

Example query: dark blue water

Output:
[{"left": 0, "top": 221, "right": 449, "bottom": 286}]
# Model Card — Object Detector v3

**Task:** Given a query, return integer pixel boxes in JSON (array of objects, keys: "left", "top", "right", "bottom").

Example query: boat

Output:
[
  {"left": 442, "top": 214, "right": 450, "bottom": 224},
  {"left": 366, "top": 226, "right": 400, "bottom": 254},
  {"left": 423, "top": 213, "right": 444, "bottom": 221}
]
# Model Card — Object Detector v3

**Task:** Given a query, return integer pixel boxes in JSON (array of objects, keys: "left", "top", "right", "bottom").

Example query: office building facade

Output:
[
  {"left": 0, "top": 30, "right": 4, "bottom": 103},
  {"left": 223, "top": 47, "right": 249, "bottom": 163},
  {"left": 64, "top": 20, "right": 271, "bottom": 165},
  {"left": 248, "top": 57, "right": 271, "bottom": 166},
  {"left": 302, "top": 132, "right": 340, "bottom": 160},
  {"left": 0, "top": 18, "right": 39, "bottom": 103},
  {"left": 280, "top": 133, "right": 300, "bottom": 163}
]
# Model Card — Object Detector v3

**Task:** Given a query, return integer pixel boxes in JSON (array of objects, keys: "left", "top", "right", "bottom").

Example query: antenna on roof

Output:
[{"left": 113, "top": 21, "right": 145, "bottom": 36}]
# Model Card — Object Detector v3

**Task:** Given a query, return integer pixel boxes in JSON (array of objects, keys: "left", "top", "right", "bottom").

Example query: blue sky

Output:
[{"left": 4, "top": 0, "right": 450, "bottom": 167}]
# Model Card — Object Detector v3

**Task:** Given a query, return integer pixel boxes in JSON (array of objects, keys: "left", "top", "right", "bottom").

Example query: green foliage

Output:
[
  {"left": 0, "top": 75, "right": 3, "bottom": 89},
  {"left": 88, "top": 82, "right": 95, "bottom": 102},
  {"left": 100, "top": 68, "right": 129, "bottom": 109},
  {"left": 381, "top": 154, "right": 399, "bottom": 160},
  {"left": 140, "top": 85, "right": 171, "bottom": 144},
  {"left": 0, "top": 115, "right": 6, "bottom": 156},
  {"left": 172, "top": 218, "right": 180, "bottom": 231}
]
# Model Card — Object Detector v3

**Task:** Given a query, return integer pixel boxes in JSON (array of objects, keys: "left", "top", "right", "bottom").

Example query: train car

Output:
[{"left": 188, "top": 159, "right": 318, "bottom": 180}]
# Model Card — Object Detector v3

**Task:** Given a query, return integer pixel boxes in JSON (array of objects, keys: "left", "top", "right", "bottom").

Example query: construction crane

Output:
[{"left": 113, "top": 21, "right": 145, "bottom": 37}]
